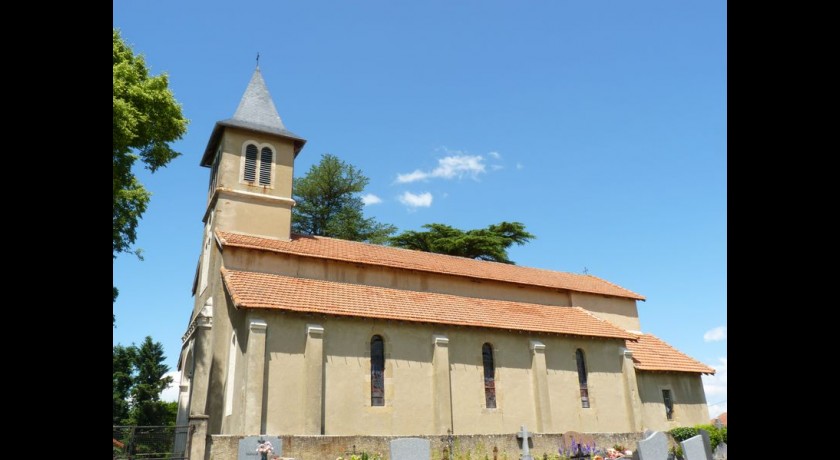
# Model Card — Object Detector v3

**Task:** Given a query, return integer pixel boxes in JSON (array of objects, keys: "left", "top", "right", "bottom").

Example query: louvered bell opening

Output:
[
  {"left": 259, "top": 147, "right": 272, "bottom": 185},
  {"left": 244, "top": 145, "right": 258, "bottom": 182}
]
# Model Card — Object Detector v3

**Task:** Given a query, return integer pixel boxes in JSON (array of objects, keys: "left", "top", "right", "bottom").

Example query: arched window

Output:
[
  {"left": 371, "top": 335, "right": 385, "bottom": 406},
  {"left": 243, "top": 144, "right": 258, "bottom": 182},
  {"left": 482, "top": 343, "right": 496, "bottom": 408},
  {"left": 259, "top": 147, "right": 273, "bottom": 185},
  {"left": 576, "top": 348, "right": 590, "bottom": 408},
  {"left": 242, "top": 143, "right": 275, "bottom": 186}
]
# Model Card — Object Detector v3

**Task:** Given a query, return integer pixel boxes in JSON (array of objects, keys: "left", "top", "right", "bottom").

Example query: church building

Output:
[{"left": 175, "top": 68, "right": 714, "bottom": 455}]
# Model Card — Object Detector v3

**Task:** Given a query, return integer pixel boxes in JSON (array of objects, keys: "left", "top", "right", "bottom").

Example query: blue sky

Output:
[{"left": 113, "top": 0, "right": 726, "bottom": 416}]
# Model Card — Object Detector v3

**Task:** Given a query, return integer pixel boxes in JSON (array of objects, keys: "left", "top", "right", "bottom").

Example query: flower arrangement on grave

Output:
[{"left": 256, "top": 439, "right": 273, "bottom": 460}]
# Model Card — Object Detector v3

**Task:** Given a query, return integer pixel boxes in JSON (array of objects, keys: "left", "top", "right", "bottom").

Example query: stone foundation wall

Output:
[{"left": 209, "top": 432, "right": 646, "bottom": 460}]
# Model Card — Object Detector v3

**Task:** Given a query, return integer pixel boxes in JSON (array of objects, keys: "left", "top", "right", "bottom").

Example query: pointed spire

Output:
[
  {"left": 231, "top": 68, "right": 286, "bottom": 130},
  {"left": 201, "top": 68, "right": 306, "bottom": 166}
]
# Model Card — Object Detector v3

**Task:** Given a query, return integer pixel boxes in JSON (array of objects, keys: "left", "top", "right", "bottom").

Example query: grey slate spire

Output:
[
  {"left": 201, "top": 68, "right": 306, "bottom": 166},
  {"left": 231, "top": 68, "right": 286, "bottom": 130}
]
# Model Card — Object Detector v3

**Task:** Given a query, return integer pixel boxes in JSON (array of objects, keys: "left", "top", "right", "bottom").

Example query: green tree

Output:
[
  {"left": 390, "top": 221, "right": 535, "bottom": 264},
  {"left": 113, "top": 344, "right": 137, "bottom": 425},
  {"left": 113, "top": 337, "right": 176, "bottom": 427},
  {"left": 292, "top": 154, "right": 396, "bottom": 243},
  {"left": 113, "top": 28, "right": 188, "bottom": 303},
  {"left": 128, "top": 336, "right": 174, "bottom": 426}
]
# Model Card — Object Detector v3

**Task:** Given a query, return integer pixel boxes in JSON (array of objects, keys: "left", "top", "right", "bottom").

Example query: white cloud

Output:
[
  {"left": 702, "top": 357, "right": 727, "bottom": 419},
  {"left": 398, "top": 191, "right": 433, "bottom": 208},
  {"left": 160, "top": 371, "right": 180, "bottom": 402},
  {"left": 488, "top": 151, "right": 502, "bottom": 159},
  {"left": 396, "top": 170, "right": 429, "bottom": 183},
  {"left": 396, "top": 154, "right": 487, "bottom": 183},
  {"left": 703, "top": 326, "right": 727, "bottom": 342},
  {"left": 361, "top": 193, "right": 382, "bottom": 205},
  {"left": 516, "top": 162, "right": 524, "bottom": 170}
]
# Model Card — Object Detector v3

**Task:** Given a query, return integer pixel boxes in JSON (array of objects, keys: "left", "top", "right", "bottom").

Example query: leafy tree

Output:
[
  {"left": 128, "top": 337, "right": 174, "bottom": 426},
  {"left": 113, "top": 337, "right": 176, "bottom": 427},
  {"left": 292, "top": 154, "right": 396, "bottom": 243},
  {"left": 113, "top": 344, "right": 137, "bottom": 425},
  {"left": 390, "top": 221, "right": 535, "bottom": 264},
  {"left": 162, "top": 401, "right": 179, "bottom": 426},
  {"left": 113, "top": 28, "right": 188, "bottom": 302}
]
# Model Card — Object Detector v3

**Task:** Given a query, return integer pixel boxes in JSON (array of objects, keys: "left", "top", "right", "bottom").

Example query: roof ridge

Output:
[
  {"left": 584, "top": 274, "right": 646, "bottom": 302},
  {"left": 289, "top": 232, "right": 594, "bottom": 275}
]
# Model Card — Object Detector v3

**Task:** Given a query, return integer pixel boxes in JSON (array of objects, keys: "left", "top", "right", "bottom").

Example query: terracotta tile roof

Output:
[
  {"left": 711, "top": 412, "right": 727, "bottom": 426},
  {"left": 625, "top": 333, "right": 715, "bottom": 374},
  {"left": 221, "top": 268, "right": 636, "bottom": 340},
  {"left": 216, "top": 231, "right": 645, "bottom": 300}
]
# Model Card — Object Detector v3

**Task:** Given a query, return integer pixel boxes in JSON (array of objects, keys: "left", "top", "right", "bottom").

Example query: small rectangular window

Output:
[{"left": 662, "top": 389, "right": 674, "bottom": 420}]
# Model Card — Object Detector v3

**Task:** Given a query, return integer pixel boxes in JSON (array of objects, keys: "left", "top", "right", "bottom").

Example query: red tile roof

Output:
[
  {"left": 711, "top": 412, "right": 727, "bottom": 426},
  {"left": 626, "top": 334, "right": 715, "bottom": 374},
  {"left": 221, "top": 268, "right": 636, "bottom": 340},
  {"left": 216, "top": 231, "right": 645, "bottom": 300}
]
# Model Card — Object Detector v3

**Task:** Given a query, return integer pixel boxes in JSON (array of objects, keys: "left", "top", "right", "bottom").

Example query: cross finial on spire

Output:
[
  {"left": 583, "top": 267, "right": 589, "bottom": 274},
  {"left": 256, "top": 52, "right": 260, "bottom": 69}
]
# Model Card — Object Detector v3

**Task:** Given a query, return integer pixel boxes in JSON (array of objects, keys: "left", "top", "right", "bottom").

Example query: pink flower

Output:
[{"left": 257, "top": 441, "right": 274, "bottom": 454}]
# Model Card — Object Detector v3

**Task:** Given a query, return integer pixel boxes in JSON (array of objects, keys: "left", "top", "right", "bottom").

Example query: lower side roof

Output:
[
  {"left": 626, "top": 333, "right": 715, "bottom": 374},
  {"left": 221, "top": 268, "right": 635, "bottom": 340},
  {"left": 220, "top": 267, "right": 712, "bottom": 374}
]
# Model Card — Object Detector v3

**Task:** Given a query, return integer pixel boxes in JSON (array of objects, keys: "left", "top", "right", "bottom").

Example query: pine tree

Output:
[
  {"left": 292, "top": 154, "right": 396, "bottom": 244},
  {"left": 113, "top": 344, "right": 136, "bottom": 425},
  {"left": 113, "top": 337, "right": 175, "bottom": 427},
  {"left": 390, "top": 221, "right": 535, "bottom": 264},
  {"left": 128, "top": 336, "right": 174, "bottom": 426}
]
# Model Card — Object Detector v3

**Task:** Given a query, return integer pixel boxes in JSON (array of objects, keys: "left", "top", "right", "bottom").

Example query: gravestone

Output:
[
  {"left": 390, "top": 437, "right": 431, "bottom": 460},
  {"left": 238, "top": 435, "right": 282, "bottom": 460},
  {"left": 680, "top": 430, "right": 712, "bottom": 460},
  {"left": 634, "top": 431, "right": 668, "bottom": 460},
  {"left": 517, "top": 425, "right": 534, "bottom": 460},
  {"left": 712, "top": 442, "right": 727, "bottom": 460}
]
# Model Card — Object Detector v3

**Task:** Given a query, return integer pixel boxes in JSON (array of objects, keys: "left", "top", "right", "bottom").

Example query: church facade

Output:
[{"left": 175, "top": 69, "right": 714, "bottom": 454}]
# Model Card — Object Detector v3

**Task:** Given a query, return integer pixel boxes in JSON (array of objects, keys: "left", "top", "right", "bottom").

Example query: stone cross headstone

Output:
[
  {"left": 634, "top": 431, "right": 668, "bottom": 460},
  {"left": 517, "top": 425, "right": 534, "bottom": 460},
  {"left": 389, "top": 437, "right": 431, "bottom": 460},
  {"left": 238, "top": 435, "right": 282, "bottom": 460},
  {"left": 680, "top": 430, "right": 712, "bottom": 460}
]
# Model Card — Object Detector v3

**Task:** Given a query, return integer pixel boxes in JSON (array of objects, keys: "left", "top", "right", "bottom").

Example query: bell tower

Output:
[{"left": 198, "top": 68, "right": 306, "bottom": 241}]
